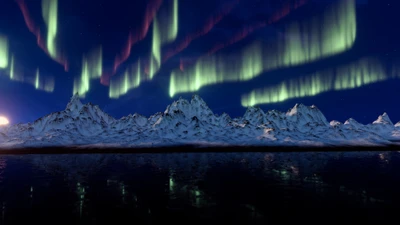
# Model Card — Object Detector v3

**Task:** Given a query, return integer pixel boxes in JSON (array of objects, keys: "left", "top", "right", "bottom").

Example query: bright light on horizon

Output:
[{"left": 0, "top": 116, "right": 9, "bottom": 126}]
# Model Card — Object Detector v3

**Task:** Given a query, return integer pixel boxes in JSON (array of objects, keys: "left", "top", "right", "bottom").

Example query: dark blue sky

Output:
[{"left": 0, "top": 0, "right": 397, "bottom": 125}]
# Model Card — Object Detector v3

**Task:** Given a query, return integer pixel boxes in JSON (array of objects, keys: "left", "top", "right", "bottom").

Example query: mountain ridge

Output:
[{"left": 0, "top": 94, "right": 399, "bottom": 148}]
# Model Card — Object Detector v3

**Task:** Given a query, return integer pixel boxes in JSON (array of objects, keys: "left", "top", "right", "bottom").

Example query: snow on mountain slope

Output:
[
  {"left": 373, "top": 113, "right": 393, "bottom": 125},
  {"left": 242, "top": 106, "right": 265, "bottom": 125},
  {"left": 0, "top": 94, "right": 399, "bottom": 148},
  {"left": 0, "top": 132, "right": 7, "bottom": 142},
  {"left": 367, "top": 113, "right": 395, "bottom": 137},
  {"left": 286, "top": 104, "right": 329, "bottom": 127}
]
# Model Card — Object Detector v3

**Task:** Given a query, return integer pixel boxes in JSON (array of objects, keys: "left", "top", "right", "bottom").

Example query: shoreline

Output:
[{"left": 0, "top": 144, "right": 400, "bottom": 155}]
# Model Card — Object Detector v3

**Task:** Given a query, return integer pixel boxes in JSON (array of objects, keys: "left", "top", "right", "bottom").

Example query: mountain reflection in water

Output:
[{"left": 0, "top": 151, "right": 398, "bottom": 224}]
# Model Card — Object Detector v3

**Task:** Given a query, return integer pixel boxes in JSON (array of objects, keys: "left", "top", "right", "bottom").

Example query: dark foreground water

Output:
[{"left": 0, "top": 150, "right": 399, "bottom": 224}]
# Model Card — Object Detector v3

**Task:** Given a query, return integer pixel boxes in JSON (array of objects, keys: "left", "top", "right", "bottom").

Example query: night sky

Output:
[{"left": 0, "top": 0, "right": 397, "bottom": 125}]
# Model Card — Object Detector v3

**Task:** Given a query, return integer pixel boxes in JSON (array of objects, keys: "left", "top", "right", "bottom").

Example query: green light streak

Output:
[
  {"left": 169, "top": 0, "right": 356, "bottom": 97},
  {"left": 2, "top": 54, "right": 54, "bottom": 92},
  {"left": 9, "top": 55, "right": 24, "bottom": 82},
  {"left": 42, "top": 0, "right": 58, "bottom": 58},
  {"left": 241, "top": 58, "right": 389, "bottom": 107},
  {"left": 109, "top": 59, "right": 143, "bottom": 99},
  {"left": 169, "top": 41, "right": 266, "bottom": 97},
  {"left": 150, "top": 16, "right": 161, "bottom": 80},
  {"left": 88, "top": 46, "right": 102, "bottom": 78},
  {"left": 149, "top": 0, "right": 179, "bottom": 79},
  {"left": 9, "top": 55, "right": 14, "bottom": 79},
  {"left": 0, "top": 35, "right": 8, "bottom": 69},
  {"left": 168, "top": 0, "right": 179, "bottom": 42},
  {"left": 169, "top": 176, "right": 174, "bottom": 192},
  {"left": 333, "top": 59, "right": 386, "bottom": 90},
  {"left": 73, "top": 46, "right": 103, "bottom": 97},
  {"left": 153, "top": 18, "right": 161, "bottom": 65},
  {"left": 281, "top": 0, "right": 356, "bottom": 66},
  {"left": 30, "top": 68, "right": 54, "bottom": 92},
  {"left": 43, "top": 77, "right": 55, "bottom": 92},
  {"left": 35, "top": 68, "right": 40, "bottom": 89},
  {"left": 391, "top": 61, "right": 400, "bottom": 79},
  {"left": 73, "top": 58, "right": 90, "bottom": 97}
]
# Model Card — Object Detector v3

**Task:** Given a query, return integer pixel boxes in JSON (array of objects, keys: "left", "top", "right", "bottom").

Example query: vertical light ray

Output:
[
  {"left": 0, "top": 35, "right": 8, "bottom": 69},
  {"left": 35, "top": 68, "right": 40, "bottom": 89},
  {"left": 0, "top": 40, "right": 54, "bottom": 92},
  {"left": 73, "top": 46, "right": 103, "bottom": 97},
  {"left": 87, "top": 46, "right": 103, "bottom": 79},
  {"left": 42, "top": 0, "right": 58, "bottom": 59},
  {"left": 182, "top": 0, "right": 309, "bottom": 69},
  {"left": 105, "top": 0, "right": 163, "bottom": 85},
  {"left": 150, "top": 16, "right": 161, "bottom": 80},
  {"left": 9, "top": 55, "right": 14, "bottom": 79},
  {"left": 43, "top": 76, "right": 55, "bottom": 92},
  {"left": 162, "top": 0, "right": 240, "bottom": 64},
  {"left": 73, "top": 58, "right": 90, "bottom": 97},
  {"left": 149, "top": 0, "right": 179, "bottom": 79},
  {"left": 167, "top": 0, "right": 179, "bottom": 42},
  {"left": 9, "top": 55, "right": 24, "bottom": 82},
  {"left": 109, "top": 59, "right": 144, "bottom": 99},
  {"left": 169, "top": 0, "right": 357, "bottom": 97},
  {"left": 241, "top": 58, "right": 390, "bottom": 107},
  {"left": 16, "top": 0, "right": 68, "bottom": 70},
  {"left": 31, "top": 68, "right": 54, "bottom": 92}
]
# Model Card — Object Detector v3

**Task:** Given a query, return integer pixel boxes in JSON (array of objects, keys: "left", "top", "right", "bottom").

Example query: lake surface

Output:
[{"left": 0, "top": 150, "right": 398, "bottom": 224}]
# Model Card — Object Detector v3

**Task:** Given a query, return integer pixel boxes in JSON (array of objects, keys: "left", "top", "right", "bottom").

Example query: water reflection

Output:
[
  {"left": 0, "top": 157, "right": 6, "bottom": 183},
  {"left": 76, "top": 182, "right": 86, "bottom": 218},
  {"left": 1, "top": 202, "right": 5, "bottom": 224},
  {"left": 0, "top": 151, "right": 398, "bottom": 224}
]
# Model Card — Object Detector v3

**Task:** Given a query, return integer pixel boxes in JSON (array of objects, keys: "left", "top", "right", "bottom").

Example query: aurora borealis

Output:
[
  {"left": 169, "top": 0, "right": 357, "bottom": 97},
  {"left": 0, "top": 35, "right": 8, "bottom": 69},
  {"left": 241, "top": 57, "right": 390, "bottom": 106},
  {"left": 0, "top": 0, "right": 397, "bottom": 125}
]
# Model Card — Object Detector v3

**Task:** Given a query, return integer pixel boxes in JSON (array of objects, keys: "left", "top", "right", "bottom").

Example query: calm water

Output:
[{"left": 0, "top": 150, "right": 399, "bottom": 224}]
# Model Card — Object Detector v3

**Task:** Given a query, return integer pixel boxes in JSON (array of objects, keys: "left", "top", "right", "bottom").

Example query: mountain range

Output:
[{"left": 0, "top": 94, "right": 399, "bottom": 148}]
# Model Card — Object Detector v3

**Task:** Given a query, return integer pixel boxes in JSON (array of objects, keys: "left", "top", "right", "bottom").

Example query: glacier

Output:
[{"left": 0, "top": 93, "right": 400, "bottom": 148}]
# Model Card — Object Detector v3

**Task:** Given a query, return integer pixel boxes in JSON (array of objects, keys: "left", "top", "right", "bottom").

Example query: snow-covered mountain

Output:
[{"left": 1, "top": 94, "right": 400, "bottom": 148}]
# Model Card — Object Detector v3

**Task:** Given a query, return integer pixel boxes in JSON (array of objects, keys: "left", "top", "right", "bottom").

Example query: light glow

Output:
[{"left": 0, "top": 116, "right": 9, "bottom": 126}]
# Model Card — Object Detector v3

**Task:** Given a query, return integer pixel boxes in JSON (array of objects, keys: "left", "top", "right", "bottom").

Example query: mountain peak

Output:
[
  {"left": 344, "top": 118, "right": 362, "bottom": 126},
  {"left": 330, "top": 120, "right": 342, "bottom": 127},
  {"left": 191, "top": 94, "right": 202, "bottom": 100},
  {"left": 343, "top": 118, "right": 365, "bottom": 130},
  {"left": 2, "top": 95, "right": 400, "bottom": 147},
  {"left": 66, "top": 93, "right": 83, "bottom": 111},
  {"left": 373, "top": 112, "right": 393, "bottom": 125},
  {"left": 190, "top": 94, "right": 207, "bottom": 105},
  {"left": 164, "top": 95, "right": 214, "bottom": 121},
  {"left": 287, "top": 103, "right": 307, "bottom": 115},
  {"left": 285, "top": 103, "right": 329, "bottom": 126},
  {"left": 243, "top": 106, "right": 265, "bottom": 125},
  {"left": 244, "top": 106, "right": 264, "bottom": 114}
]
